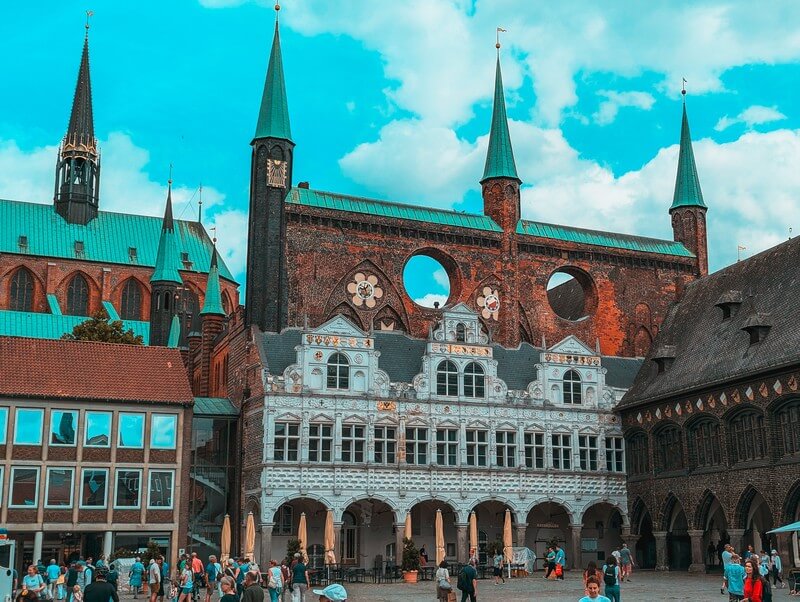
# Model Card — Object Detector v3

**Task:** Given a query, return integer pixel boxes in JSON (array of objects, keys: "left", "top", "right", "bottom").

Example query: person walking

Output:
[
  {"left": 75, "top": 564, "right": 92, "bottom": 596},
  {"left": 435, "top": 560, "right": 451, "bottom": 602},
  {"left": 157, "top": 558, "right": 170, "bottom": 602},
  {"left": 492, "top": 550, "right": 505, "bottom": 585},
  {"left": 544, "top": 547, "right": 557, "bottom": 579},
  {"left": 129, "top": 558, "right": 145, "bottom": 599},
  {"left": 65, "top": 563, "right": 78, "bottom": 602},
  {"left": 218, "top": 577, "right": 237, "bottom": 602},
  {"left": 580, "top": 576, "right": 611, "bottom": 602},
  {"left": 278, "top": 562, "right": 291, "bottom": 602},
  {"left": 721, "top": 544, "right": 734, "bottom": 595},
  {"left": 46, "top": 560, "right": 61, "bottom": 600},
  {"left": 241, "top": 572, "right": 263, "bottom": 602},
  {"left": 769, "top": 550, "right": 784, "bottom": 588},
  {"left": 23, "top": 565, "right": 46, "bottom": 598},
  {"left": 743, "top": 559, "right": 767, "bottom": 602},
  {"left": 205, "top": 556, "right": 219, "bottom": 602},
  {"left": 106, "top": 565, "right": 118, "bottom": 592},
  {"left": 148, "top": 559, "right": 162, "bottom": 602},
  {"left": 82, "top": 567, "right": 118, "bottom": 602},
  {"left": 601, "top": 556, "right": 621, "bottom": 602},
  {"left": 724, "top": 554, "right": 746, "bottom": 602},
  {"left": 290, "top": 557, "right": 309, "bottom": 602},
  {"left": 177, "top": 562, "right": 194, "bottom": 602},
  {"left": 265, "top": 561, "right": 282, "bottom": 602},
  {"left": 619, "top": 542, "right": 634, "bottom": 582},
  {"left": 456, "top": 563, "right": 477, "bottom": 602},
  {"left": 583, "top": 561, "right": 602, "bottom": 593},
  {"left": 554, "top": 544, "right": 566, "bottom": 580}
]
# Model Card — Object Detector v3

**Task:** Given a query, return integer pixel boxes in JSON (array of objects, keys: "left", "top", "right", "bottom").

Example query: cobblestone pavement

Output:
[{"left": 334, "top": 571, "right": 795, "bottom": 601}]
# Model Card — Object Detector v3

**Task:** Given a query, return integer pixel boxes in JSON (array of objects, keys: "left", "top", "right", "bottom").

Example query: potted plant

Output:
[{"left": 401, "top": 537, "right": 420, "bottom": 583}]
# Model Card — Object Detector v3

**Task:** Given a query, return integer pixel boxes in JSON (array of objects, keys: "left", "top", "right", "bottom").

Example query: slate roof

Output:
[
  {"left": 256, "top": 328, "right": 642, "bottom": 391},
  {"left": 0, "top": 199, "right": 236, "bottom": 281},
  {"left": 620, "top": 236, "right": 800, "bottom": 409},
  {"left": 0, "top": 336, "right": 192, "bottom": 404}
]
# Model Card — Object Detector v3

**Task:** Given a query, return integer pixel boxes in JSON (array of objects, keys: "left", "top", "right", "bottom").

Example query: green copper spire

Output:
[
  {"left": 151, "top": 181, "right": 183, "bottom": 284},
  {"left": 671, "top": 101, "right": 706, "bottom": 210},
  {"left": 167, "top": 314, "right": 181, "bottom": 348},
  {"left": 481, "top": 57, "right": 520, "bottom": 183},
  {"left": 254, "top": 19, "right": 292, "bottom": 142},
  {"left": 200, "top": 246, "right": 225, "bottom": 316}
]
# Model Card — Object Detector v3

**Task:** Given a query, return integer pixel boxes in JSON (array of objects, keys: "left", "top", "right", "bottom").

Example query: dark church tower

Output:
[
  {"left": 54, "top": 26, "right": 100, "bottom": 225},
  {"left": 245, "top": 8, "right": 293, "bottom": 333},
  {"left": 669, "top": 95, "right": 709, "bottom": 276},
  {"left": 150, "top": 182, "right": 182, "bottom": 346}
]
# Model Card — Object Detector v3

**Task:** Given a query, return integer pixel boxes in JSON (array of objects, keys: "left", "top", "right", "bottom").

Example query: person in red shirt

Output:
[
  {"left": 190, "top": 553, "right": 206, "bottom": 590},
  {"left": 743, "top": 559, "right": 764, "bottom": 602}
]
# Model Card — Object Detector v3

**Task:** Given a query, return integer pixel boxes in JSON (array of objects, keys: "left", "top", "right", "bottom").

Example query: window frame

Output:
[
  {"left": 308, "top": 423, "right": 334, "bottom": 463},
  {"left": 436, "top": 428, "right": 459, "bottom": 466},
  {"left": 524, "top": 432, "right": 545, "bottom": 469},
  {"left": 326, "top": 352, "right": 350, "bottom": 390},
  {"left": 654, "top": 426, "right": 685, "bottom": 472},
  {"left": 0, "top": 407, "right": 8, "bottom": 445},
  {"left": 49, "top": 410, "right": 79, "bottom": 447},
  {"left": 776, "top": 400, "right": 800, "bottom": 456},
  {"left": 147, "top": 469, "right": 175, "bottom": 510},
  {"left": 552, "top": 433, "right": 572, "bottom": 470},
  {"left": 274, "top": 422, "right": 300, "bottom": 462},
  {"left": 463, "top": 362, "right": 485, "bottom": 399},
  {"left": 436, "top": 360, "right": 459, "bottom": 397},
  {"left": 118, "top": 412, "right": 146, "bottom": 449},
  {"left": 578, "top": 434, "right": 599, "bottom": 471},
  {"left": 405, "top": 427, "right": 428, "bottom": 465},
  {"left": 120, "top": 278, "right": 143, "bottom": 321},
  {"left": 626, "top": 433, "right": 650, "bottom": 476},
  {"left": 496, "top": 430, "right": 517, "bottom": 468},
  {"left": 79, "top": 468, "right": 109, "bottom": 509},
  {"left": 9, "top": 466, "right": 40, "bottom": 508},
  {"left": 66, "top": 273, "right": 90, "bottom": 316},
  {"left": 341, "top": 424, "right": 366, "bottom": 463},
  {"left": 44, "top": 466, "right": 75, "bottom": 509},
  {"left": 150, "top": 413, "right": 178, "bottom": 450},
  {"left": 604, "top": 436, "right": 625, "bottom": 472},
  {"left": 114, "top": 468, "right": 143, "bottom": 509},
  {"left": 13, "top": 408, "right": 44, "bottom": 445},
  {"left": 465, "top": 429, "right": 488, "bottom": 467},
  {"left": 727, "top": 411, "right": 767, "bottom": 464},
  {"left": 563, "top": 370, "right": 582, "bottom": 404},
  {"left": 84, "top": 411, "right": 112, "bottom": 448},
  {"left": 275, "top": 504, "right": 293, "bottom": 535},
  {"left": 374, "top": 425, "right": 396, "bottom": 464},
  {"left": 687, "top": 420, "right": 721, "bottom": 468},
  {"left": 0, "top": 466, "right": 3, "bottom": 507},
  {"left": 455, "top": 323, "right": 466, "bottom": 342},
  {"left": 9, "top": 268, "right": 34, "bottom": 312}
]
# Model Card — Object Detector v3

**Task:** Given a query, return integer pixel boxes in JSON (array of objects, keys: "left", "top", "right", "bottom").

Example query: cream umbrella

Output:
[
  {"left": 404, "top": 511, "right": 412, "bottom": 542},
  {"left": 324, "top": 509, "right": 337, "bottom": 565},
  {"left": 245, "top": 511, "right": 256, "bottom": 561},
  {"left": 503, "top": 509, "right": 513, "bottom": 579},
  {"left": 469, "top": 511, "right": 478, "bottom": 563},
  {"left": 435, "top": 509, "right": 446, "bottom": 566},
  {"left": 298, "top": 512, "right": 309, "bottom": 563},
  {"left": 220, "top": 514, "right": 231, "bottom": 564}
]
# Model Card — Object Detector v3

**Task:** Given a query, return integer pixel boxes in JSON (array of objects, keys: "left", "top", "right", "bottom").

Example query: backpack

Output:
[{"left": 603, "top": 564, "right": 616, "bottom": 586}]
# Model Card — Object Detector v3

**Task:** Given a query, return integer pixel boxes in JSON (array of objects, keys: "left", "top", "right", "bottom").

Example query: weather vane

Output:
[
  {"left": 682, "top": 77, "right": 687, "bottom": 97},
  {"left": 168, "top": 163, "right": 173, "bottom": 185},
  {"left": 211, "top": 226, "right": 218, "bottom": 245},
  {"left": 496, "top": 26, "right": 507, "bottom": 53},
  {"left": 85, "top": 10, "right": 94, "bottom": 33}
]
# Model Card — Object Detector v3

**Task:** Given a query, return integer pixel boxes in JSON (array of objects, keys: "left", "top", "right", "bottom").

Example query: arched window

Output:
[
  {"left": 181, "top": 288, "right": 199, "bottom": 334},
  {"left": 775, "top": 399, "right": 800, "bottom": 456},
  {"left": 9, "top": 268, "right": 34, "bottom": 312},
  {"left": 654, "top": 425, "right": 684, "bottom": 473},
  {"left": 120, "top": 279, "right": 142, "bottom": 320},
  {"left": 563, "top": 369, "right": 582, "bottom": 404},
  {"left": 436, "top": 360, "right": 458, "bottom": 397},
  {"left": 728, "top": 410, "right": 767, "bottom": 463},
  {"left": 463, "top": 362, "right": 485, "bottom": 398},
  {"left": 626, "top": 432, "right": 649, "bottom": 475},
  {"left": 66, "top": 274, "right": 89, "bottom": 316},
  {"left": 455, "top": 323, "right": 466, "bottom": 342},
  {"left": 687, "top": 418, "right": 722, "bottom": 468},
  {"left": 326, "top": 352, "right": 349, "bottom": 390}
]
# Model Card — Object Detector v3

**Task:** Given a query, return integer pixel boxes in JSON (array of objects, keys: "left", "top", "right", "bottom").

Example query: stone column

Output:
[
  {"left": 569, "top": 524, "right": 582, "bottom": 570},
  {"left": 456, "top": 524, "right": 468, "bottom": 563},
  {"left": 259, "top": 523, "right": 274, "bottom": 566},
  {"left": 103, "top": 531, "right": 113, "bottom": 560},
  {"left": 515, "top": 523, "right": 528, "bottom": 549},
  {"left": 654, "top": 531, "right": 669, "bottom": 571},
  {"left": 33, "top": 532, "right": 43, "bottom": 564},
  {"left": 395, "top": 523, "right": 406, "bottom": 564},
  {"left": 728, "top": 529, "right": 745, "bottom": 555},
  {"left": 688, "top": 530, "right": 705, "bottom": 573}
]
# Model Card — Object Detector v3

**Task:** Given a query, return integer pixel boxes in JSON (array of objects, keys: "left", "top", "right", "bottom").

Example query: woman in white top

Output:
[{"left": 435, "top": 561, "right": 451, "bottom": 602}]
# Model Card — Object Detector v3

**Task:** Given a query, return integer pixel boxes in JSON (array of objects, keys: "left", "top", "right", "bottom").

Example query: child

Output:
[{"left": 72, "top": 585, "right": 83, "bottom": 602}]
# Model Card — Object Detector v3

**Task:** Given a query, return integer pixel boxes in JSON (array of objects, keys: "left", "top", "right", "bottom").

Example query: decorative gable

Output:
[
  {"left": 313, "top": 315, "right": 367, "bottom": 337},
  {"left": 549, "top": 335, "right": 596, "bottom": 357}
]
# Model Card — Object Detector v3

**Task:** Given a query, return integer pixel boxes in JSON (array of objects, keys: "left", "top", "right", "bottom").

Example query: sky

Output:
[{"left": 2, "top": 0, "right": 800, "bottom": 306}]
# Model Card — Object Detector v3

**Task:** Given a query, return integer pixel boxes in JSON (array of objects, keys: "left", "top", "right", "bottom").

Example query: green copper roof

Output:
[
  {"left": 47, "top": 294, "right": 62, "bottom": 315},
  {"left": 481, "top": 57, "right": 520, "bottom": 183},
  {"left": 193, "top": 397, "right": 239, "bottom": 416},
  {"left": 167, "top": 314, "right": 181, "bottom": 348},
  {"left": 516, "top": 220, "right": 695, "bottom": 257},
  {"left": 671, "top": 103, "right": 706, "bottom": 210},
  {"left": 151, "top": 185, "right": 183, "bottom": 284},
  {"left": 289, "top": 187, "right": 502, "bottom": 232},
  {"left": 200, "top": 247, "right": 225, "bottom": 316},
  {"left": 102, "top": 301, "right": 120, "bottom": 320},
  {"left": 254, "top": 21, "right": 292, "bottom": 142},
  {"left": 0, "top": 310, "right": 149, "bottom": 343},
  {"left": 0, "top": 199, "right": 235, "bottom": 281}
]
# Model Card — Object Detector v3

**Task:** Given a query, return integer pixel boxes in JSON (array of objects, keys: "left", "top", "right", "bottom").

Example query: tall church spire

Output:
[
  {"left": 254, "top": 16, "right": 292, "bottom": 142},
  {"left": 670, "top": 100, "right": 706, "bottom": 210},
  {"left": 54, "top": 19, "right": 101, "bottom": 225},
  {"left": 481, "top": 56, "right": 519, "bottom": 183},
  {"left": 150, "top": 180, "right": 183, "bottom": 347},
  {"left": 200, "top": 246, "right": 225, "bottom": 316},
  {"left": 151, "top": 181, "right": 182, "bottom": 285}
]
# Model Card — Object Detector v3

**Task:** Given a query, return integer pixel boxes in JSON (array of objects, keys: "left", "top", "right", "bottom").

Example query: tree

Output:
[
  {"left": 401, "top": 537, "right": 420, "bottom": 572},
  {"left": 62, "top": 311, "right": 144, "bottom": 344},
  {"left": 141, "top": 539, "right": 163, "bottom": 565},
  {"left": 486, "top": 540, "right": 504, "bottom": 557},
  {"left": 285, "top": 538, "right": 301, "bottom": 564}
]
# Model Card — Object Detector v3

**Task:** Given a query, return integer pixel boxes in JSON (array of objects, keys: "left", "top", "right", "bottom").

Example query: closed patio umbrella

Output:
[
  {"left": 220, "top": 514, "right": 231, "bottom": 564},
  {"left": 435, "top": 509, "right": 446, "bottom": 566},
  {"left": 298, "top": 512, "right": 309, "bottom": 563},
  {"left": 404, "top": 511, "right": 412, "bottom": 541},
  {"left": 503, "top": 509, "right": 513, "bottom": 578},
  {"left": 245, "top": 511, "right": 256, "bottom": 561},
  {"left": 469, "top": 511, "right": 478, "bottom": 560},
  {"left": 324, "top": 508, "right": 337, "bottom": 564}
]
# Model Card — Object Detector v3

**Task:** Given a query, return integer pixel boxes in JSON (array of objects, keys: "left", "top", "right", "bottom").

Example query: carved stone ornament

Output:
[
  {"left": 347, "top": 272, "right": 383, "bottom": 308},
  {"left": 267, "top": 158, "right": 287, "bottom": 188},
  {"left": 477, "top": 287, "right": 500, "bottom": 321}
]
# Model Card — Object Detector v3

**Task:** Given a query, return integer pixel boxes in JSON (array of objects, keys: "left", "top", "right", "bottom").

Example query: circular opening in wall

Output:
[
  {"left": 403, "top": 254, "right": 451, "bottom": 308},
  {"left": 546, "top": 268, "right": 596, "bottom": 321}
]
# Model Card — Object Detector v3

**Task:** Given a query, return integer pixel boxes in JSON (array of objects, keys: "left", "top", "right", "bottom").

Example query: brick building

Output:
[
  {"left": 0, "top": 337, "right": 193, "bottom": 569},
  {"left": 617, "top": 236, "right": 800, "bottom": 571}
]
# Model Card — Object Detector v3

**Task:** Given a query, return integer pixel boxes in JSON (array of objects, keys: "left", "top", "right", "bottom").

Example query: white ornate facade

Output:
[{"left": 244, "top": 306, "right": 638, "bottom": 569}]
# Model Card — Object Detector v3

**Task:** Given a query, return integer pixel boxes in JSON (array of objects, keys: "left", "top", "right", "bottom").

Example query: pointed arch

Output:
[
  {"left": 325, "top": 258, "right": 410, "bottom": 326},
  {"left": 372, "top": 304, "right": 407, "bottom": 333},
  {"left": 326, "top": 302, "right": 364, "bottom": 330},
  {"left": 734, "top": 485, "right": 770, "bottom": 530},
  {"left": 630, "top": 497, "right": 651, "bottom": 536},
  {"left": 65, "top": 273, "right": 90, "bottom": 316},
  {"left": 783, "top": 480, "right": 800, "bottom": 524},
  {"left": 694, "top": 490, "right": 727, "bottom": 531},
  {"left": 633, "top": 326, "right": 653, "bottom": 357},
  {"left": 659, "top": 493, "right": 687, "bottom": 532},
  {"left": 119, "top": 277, "right": 144, "bottom": 320},
  {"left": 7, "top": 266, "right": 36, "bottom": 312}
]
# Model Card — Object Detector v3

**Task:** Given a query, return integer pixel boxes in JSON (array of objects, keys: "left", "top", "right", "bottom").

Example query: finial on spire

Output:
[
  {"left": 496, "top": 26, "right": 507, "bottom": 54},
  {"left": 275, "top": 2, "right": 280, "bottom": 22},
  {"left": 681, "top": 77, "right": 687, "bottom": 100},
  {"left": 168, "top": 162, "right": 173, "bottom": 185},
  {"left": 85, "top": 10, "right": 94, "bottom": 34}
]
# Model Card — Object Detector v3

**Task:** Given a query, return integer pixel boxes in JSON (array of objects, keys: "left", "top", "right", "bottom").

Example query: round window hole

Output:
[
  {"left": 403, "top": 255, "right": 451, "bottom": 308},
  {"left": 546, "top": 269, "right": 594, "bottom": 321}
]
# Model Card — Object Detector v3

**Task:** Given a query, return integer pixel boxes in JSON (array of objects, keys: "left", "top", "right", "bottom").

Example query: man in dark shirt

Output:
[
  {"left": 241, "top": 571, "right": 263, "bottom": 602},
  {"left": 82, "top": 567, "right": 119, "bottom": 602},
  {"left": 457, "top": 563, "right": 477, "bottom": 602},
  {"left": 65, "top": 563, "right": 79, "bottom": 602}
]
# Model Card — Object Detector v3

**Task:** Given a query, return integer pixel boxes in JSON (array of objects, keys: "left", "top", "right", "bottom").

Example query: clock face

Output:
[{"left": 267, "top": 158, "right": 287, "bottom": 188}]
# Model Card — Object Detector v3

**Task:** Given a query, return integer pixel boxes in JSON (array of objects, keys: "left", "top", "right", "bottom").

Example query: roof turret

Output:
[
  {"left": 200, "top": 246, "right": 225, "bottom": 316},
  {"left": 481, "top": 57, "right": 520, "bottom": 183},
  {"left": 151, "top": 182, "right": 183, "bottom": 284}
]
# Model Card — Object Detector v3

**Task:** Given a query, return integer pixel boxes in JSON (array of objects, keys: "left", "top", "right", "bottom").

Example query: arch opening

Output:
[{"left": 546, "top": 267, "right": 596, "bottom": 321}]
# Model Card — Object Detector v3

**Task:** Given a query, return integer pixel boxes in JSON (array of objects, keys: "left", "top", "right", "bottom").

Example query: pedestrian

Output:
[
  {"left": 601, "top": 555, "right": 621, "bottom": 602},
  {"left": 724, "top": 553, "right": 746, "bottom": 602},
  {"left": 106, "top": 565, "right": 118, "bottom": 591},
  {"left": 157, "top": 557, "right": 170, "bottom": 602},
  {"left": 554, "top": 544, "right": 566, "bottom": 580},
  {"left": 769, "top": 549, "right": 784, "bottom": 588},
  {"left": 721, "top": 544, "right": 734, "bottom": 595},
  {"left": 759, "top": 552, "right": 770, "bottom": 580},
  {"left": 82, "top": 567, "right": 118, "bottom": 602},
  {"left": 492, "top": 549, "right": 505, "bottom": 585},
  {"left": 456, "top": 563, "right": 477, "bottom": 602},
  {"left": 544, "top": 547, "right": 556, "bottom": 579},
  {"left": 744, "top": 545, "right": 754, "bottom": 561},
  {"left": 219, "top": 577, "right": 237, "bottom": 602},
  {"left": 708, "top": 541, "right": 717, "bottom": 567},
  {"left": 266, "top": 561, "right": 282, "bottom": 602},
  {"left": 56, "top": 565, "right": 67, "bottom": 601},
  {"left": 129, "top": 558, "right": 145, "bottom": 599},
  {"left": 241, "top": 572, "right": 263, "bottom": 602},
  {"left": 435, "top": 560, "right": 451, "bottom": 602},
  {"left": 419, "top": 547, "right": 429, "bottom": 567},
  {"left": 619, "top": 542, "right": 634, "bottom": 582},
  {"left": 310, "top": 584, "right": 347, "bottom": 602},
  {"left": 71, "top": 586, "right": 82, "bottom": 602},
  {"left": 65, "top": 564, "right": 78, "bottom": 602},
  {"left": 23, "top": 565, "right": 46, "bottom": 598},
  {"left": 148, "top": 559, "right": 162, "bottom": 602},
  {"left": 205, "top": 556, "right": 219, "bottom": 602},
  {"left": 583, "top": 561, "right": 602, "bottom": 593},
  {"left": 76, "top": 563, "right": 92, "bottom": 593},
  {"left": 191, "top": 553, "right": 206, "bottom": 594},
  {"left": 278, "top": 561, "right": 291, "bottom": 602},
  {"left": 580, "top": 576, "right": 611, "bottom": 602},
  {"left": 468, "top": 548, "right": 478, "bottom": 568},
  {"left": 177, "top": 562, "right": 194, "bottom": 602},
  {"left": 290, "top": 556, "right": 309, "bottom": 602},
  {"left": 46, "top": 560, "right": 61, "bottom": 600},
  {"left": 744, "top": 559, "right": 768, "bottom": 602}
]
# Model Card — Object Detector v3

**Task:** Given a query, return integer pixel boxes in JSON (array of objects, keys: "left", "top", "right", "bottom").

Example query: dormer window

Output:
[
  {"left": 436, "top": 360, "right": 458, "bottom": 397},
  {"left": 563, "top": 369, "right": 582, "bottom": 404},
  {"left": 128, "top": 247, "right": 138, "bottom": 263},
  {"left": 455, "top": 323, "right": 466, "bottom": 342},
  {"left": 741, "top": 313, "right": 771, "bottom": 345},
  {"left": 17, "top": 235, "right": 28, "bottom": 251},
  {"left": 74, "top": 240, "right": 85, "bottom": 258},
  {"left": 651, "top": 345, "right": 677, "bottom": 374},
  {"left": 326, "top": 353, "right": 350, "bottom": 390},
  {"left": 715, "top": 290, "right": 743, "bottom": 320}
]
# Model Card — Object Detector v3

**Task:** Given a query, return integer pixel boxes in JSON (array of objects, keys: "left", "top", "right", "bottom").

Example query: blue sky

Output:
[{"left": 2, "top": 1, "right": 800, "bottom": 305}]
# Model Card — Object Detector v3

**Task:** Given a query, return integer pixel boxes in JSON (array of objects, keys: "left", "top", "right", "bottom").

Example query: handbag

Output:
[
  {"left": 447, "top": 591, "right": 457, "bottom": 602},
  {"left": 555, "top": 563, "right": 563, "bottom": 577},
  {"left": 438, "top": 578, "right": 452, "bottom": 590}
]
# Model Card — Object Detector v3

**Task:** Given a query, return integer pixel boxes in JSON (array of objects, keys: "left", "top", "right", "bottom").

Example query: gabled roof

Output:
[
  {"left": 517, "top": 219, "right": 694, "bottom": 258},
  {"left": 481, "top": 57, "right": 520, "bottom": 183},
  {"left": 288, "top": 187, "right": 503, "bottom": 233},
  {"left": 254, "top": 20, "right": 292, "bottom": 142},
  {"left": 0, "top": 310, "right": 149, "bottom": 343},
  {"left": 620, "top": 236, "right": 800, "bottom": 409},
  {"left": 0, "top": 336, "right": 192, "bottom": 404},
  {"left": 671, "top": 102, "right": 706, "bottom": 211},
  {"left": 0, "top": 199, "right": 235, "bottom": 281}
]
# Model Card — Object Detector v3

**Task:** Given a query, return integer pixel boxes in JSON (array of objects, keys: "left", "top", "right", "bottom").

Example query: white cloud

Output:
[
  {"left": 593, "top": 90, "right": 656, "bottom": 126},
  {"left": 205, "top": 209, "right": 249, "bottom": 278},
  {"left": 432, "top": 267, "right": 450, "bottom": 290},
  {"left": 414, "top": 293, "right": 449, "bottom": 308},
  {"left": 715, "top": 104, "right": 787, "bottom": 131}
]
